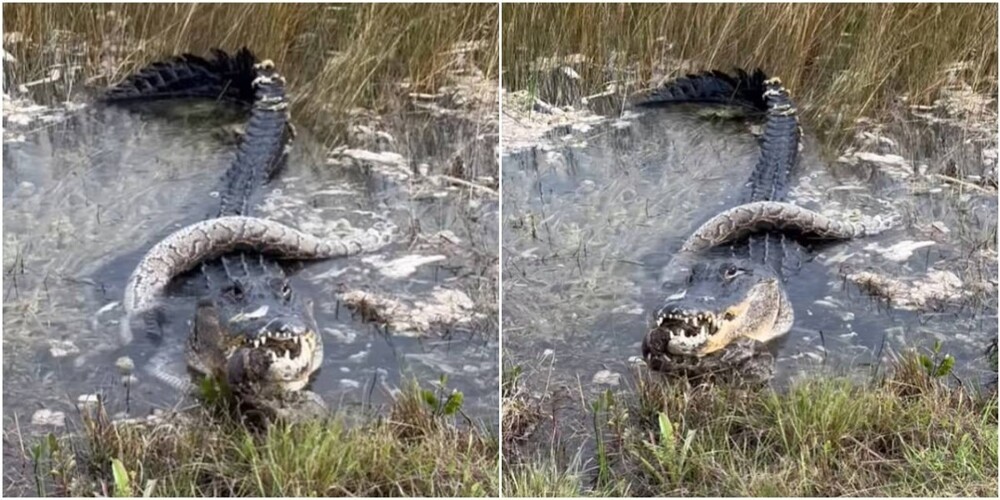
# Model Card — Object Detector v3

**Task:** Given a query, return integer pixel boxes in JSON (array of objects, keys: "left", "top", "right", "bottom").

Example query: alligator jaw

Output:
[
  {"left": 237, "top": 330, "right": 322, "bottom": 391},
  {"left": 654, "top": 310, "right": 722, "bottom": 356},
  {"left": 645, "top": 275, "right": 792, "bottom": 359}
]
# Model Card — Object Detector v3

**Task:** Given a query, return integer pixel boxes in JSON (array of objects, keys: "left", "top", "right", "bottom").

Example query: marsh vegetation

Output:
[
  {"left": 502, "top": 3, "right": 996, "bottom": 145},
  {"left": 500, "top": 3, "right": 997, "bottom": 496},
  {"left": 4, "top": 4, "right": 499, "bottom": 497},
  {"left": 503, "top": 352, "right": 997, "bottom": 496}
]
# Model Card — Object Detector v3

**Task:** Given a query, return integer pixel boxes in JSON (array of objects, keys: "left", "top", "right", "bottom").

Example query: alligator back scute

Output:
[
  {"left": 636, "top": 68, "right": 769, "bottom": 111},
  {"left": 103, "top": 47, "right": 258, "bottom": 103},
  {"left": 218, "top": 59, "right": 293, "bottom": 217},
  {"left": 638, "top": 69, "right": 801, "bottom": 203},
  {"left": 743, "top": 78, "right": 800, "bottom": 203}
]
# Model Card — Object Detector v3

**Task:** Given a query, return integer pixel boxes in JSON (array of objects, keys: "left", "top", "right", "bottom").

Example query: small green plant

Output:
[
  {"left": 502, "top": 364, "right": 523, "bottom": 397},
  {"left": 590, "top": 390, "right": 613, "bottom": 488},
  {"left": 110, "top": 458, "right": 132, "bottom": 497},
  {"left": 420, "top": 375, "right": 465, "bottom": 417},
  {"left": 919, "top": 340, "right": 956, "bottom": 379},
  {"left": 634, "top": 411, "right": 697, "bottom": 487},
  {"left": 29, "top": 433, "right": 59, "bottom": 496}
]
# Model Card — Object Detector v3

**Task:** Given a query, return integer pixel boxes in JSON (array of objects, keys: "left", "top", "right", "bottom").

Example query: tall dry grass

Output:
[
  {"left": 502, "top": 4, "right": 997, "bottom": 141},
  {"left": 3, "top": 3, "right": 498, "bottom": 139}
]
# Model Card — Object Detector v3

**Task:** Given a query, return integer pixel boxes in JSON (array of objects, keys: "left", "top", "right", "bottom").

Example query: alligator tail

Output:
[
  {"left": 635, "top": 68, "right": 769, "bottom": 111},
  {"left": 103, "top": 47, "right": 258, "bottom": 103},
  {"left": 218, "top": 59, "right": 294, "bottom": 217},
  {"left": 638, "top": 69, "right": 800, "bottom": 203},
  {"left": 745, "top": 77, "right": 800, "bottom": 203}
]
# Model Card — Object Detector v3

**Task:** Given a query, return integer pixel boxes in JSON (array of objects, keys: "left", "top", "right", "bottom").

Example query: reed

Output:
[
  {"left": 4, "top": 3, "right": 498, "bottom": 140},
  {"left": 502, "top": 4, "right": 996, "bottom": 143}
]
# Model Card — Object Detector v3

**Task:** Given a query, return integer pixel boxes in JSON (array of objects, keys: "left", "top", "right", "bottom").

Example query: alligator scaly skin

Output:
[
  {"left": 638, "top": 71, "right": 897, "bottom": 380},
  {"left": 109, "top": 49, "right": 393, "bottom": 403},
  {"left": 104, "top": 48, "right": 257, "bottom": 103}
]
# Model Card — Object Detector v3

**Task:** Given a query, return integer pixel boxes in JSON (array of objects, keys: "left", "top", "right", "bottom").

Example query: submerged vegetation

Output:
[
  {"left": 502, "top": 3, "right": 997, "bottom": 144},
  {"left": 3, "top": 3, "right": 498, "bottom": 143},
  {"left": 503, "top": 352, "right": 998, "bottom": 497},
  {"left": 12, "top": 382, "right": 498, "bottom": 497}
]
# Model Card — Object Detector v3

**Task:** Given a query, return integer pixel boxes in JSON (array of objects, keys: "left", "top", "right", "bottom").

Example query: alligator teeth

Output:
[
  {"left": 284, "top": 349, "right": 292, "bottom": 360},
  {"left": 700, "top": 325, "right": 707, "bottom": 337}
]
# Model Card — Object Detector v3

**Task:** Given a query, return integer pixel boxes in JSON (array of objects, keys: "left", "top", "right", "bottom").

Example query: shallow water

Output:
[
  {"left": 502, "top": 106, "right": 997, "bottom": 403},
  {"left": 3, "top": 98, "right": 498, "bottom": 427}
]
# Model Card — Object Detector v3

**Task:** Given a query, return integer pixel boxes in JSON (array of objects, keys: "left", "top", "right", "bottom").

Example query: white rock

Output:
[
  {"left": 115, "top": 356, "right": 134, "bottom": 374},
  {"left": 864, "top": 240, "right": 936, "bottom": 262},
  {"left": 627, "top": 356, "right": 645, "bottom": 366},
  {"left": 48, "top": 340, "right": 79, "bottom": 358},
  {"left": 592, "top": 370, "right": 621, "bottom": 386},
  {"left": 363, "top": 254, "right": 447, "bottom": 279},
  {"left": 77, "top": 394, "right": 99, "bottom": 409},
  {"left": 31, "top": 409, "right": 65, "bottom": 427}
]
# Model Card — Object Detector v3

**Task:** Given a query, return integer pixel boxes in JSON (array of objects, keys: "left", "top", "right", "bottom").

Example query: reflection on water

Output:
[
  {"left": 502, "top": 107, "right": 997, "bottom": 398},
  {"left": 3, "top": 99, "right": 498, "bottom": 425}
]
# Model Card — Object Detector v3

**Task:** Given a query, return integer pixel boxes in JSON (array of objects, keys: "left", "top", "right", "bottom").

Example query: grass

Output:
[
  {"left": 17, "top": 381, "right": 499, "bottom": 497},
  {"left": 502, "top": 351, "right": 998, "bottom": 496},
  {"left": 502, "top": 4, "right": 997, "bottom": 145},
  {"left": 3, "top": 3, "right": 498, "bottom": 143}
]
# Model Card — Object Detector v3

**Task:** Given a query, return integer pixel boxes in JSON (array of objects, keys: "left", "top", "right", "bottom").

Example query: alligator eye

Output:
[
  {"left": 723, "top": 265, "right": 743, "bottom": 280},
  {"left": 281, "top": 283, "right": 292, "bottom": 301}
]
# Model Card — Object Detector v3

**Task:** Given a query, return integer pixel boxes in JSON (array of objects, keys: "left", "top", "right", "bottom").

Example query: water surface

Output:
[
  {"left": 502, "top": 106, "right": 997, "bottom": 403},
  {"left": 3, "top": 97, "right": 498, "bottom": 428}
]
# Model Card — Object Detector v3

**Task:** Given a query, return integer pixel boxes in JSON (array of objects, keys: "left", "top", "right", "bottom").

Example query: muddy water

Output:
[
  {"left": 502, "top": 107, "right": 997, "bottom": 401},
  {"left": 2, "top": 99, "right": 498, "bottom": 426}
]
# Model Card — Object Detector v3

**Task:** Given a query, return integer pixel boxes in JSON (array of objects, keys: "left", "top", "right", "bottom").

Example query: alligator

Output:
[
  {"left": 636, "top": 70, "right": 897, "bottom": 381},
  {"left": 106, "top": 48, "right": 393, "bottom": 412}
]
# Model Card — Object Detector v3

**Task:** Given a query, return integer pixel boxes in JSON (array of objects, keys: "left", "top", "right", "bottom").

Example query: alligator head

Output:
[
  {"left": 643, "top": 257, "right": 793, "bottom": 360},
  {"left": 187, "top": 277, "right": 322, "bottom": 393}
]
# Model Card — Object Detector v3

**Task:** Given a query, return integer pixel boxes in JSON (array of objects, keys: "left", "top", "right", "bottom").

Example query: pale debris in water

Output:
[
  {"left": 847, "top": 270, "right": 970, "bottom": 311},
  {"left": 31, "top": 409, "right": 66, "bottom": 427},
  {"left": 362, "top": 254, "right": 447, "bottom": 279},
  {"left": 339, "top": 288, "right": 483, "bottom": 336},
  {"left": 115, "top": 356, "right": 135, "bottom": 374},
  {"left": 838, "top": 151, "right": 913, "bottom": 179},
  {"left": 863, "top": 240, "right": 936, "bottom": 262},
  {"left": 501, "top": 88, "right": 606, "bottom": 154},
  {"left": 48, "top": 339, "right": 79, "bottom": 358},
  {"left": 328, "top": 148, "right": 410, "bottom": 181},
  {"left": 592, "top": 370, "right": 621, "bottom": 386},
  {"left": 77, "top": 394, "right": 100, "bottom": 410}
]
